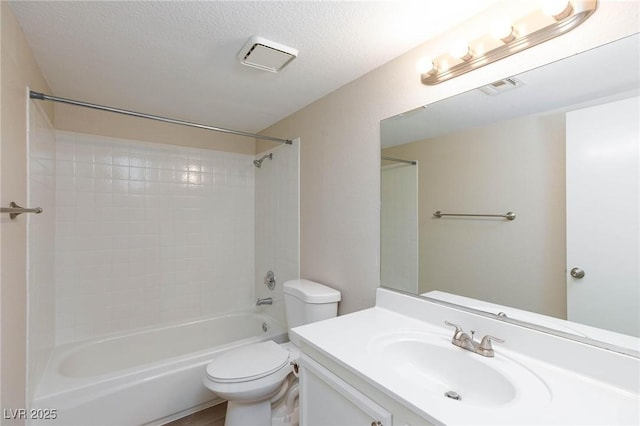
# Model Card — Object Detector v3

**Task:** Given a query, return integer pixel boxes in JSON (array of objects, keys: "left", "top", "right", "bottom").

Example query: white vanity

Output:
[{"left": 291, "top": 288, "right": 640, "bottom": 425}]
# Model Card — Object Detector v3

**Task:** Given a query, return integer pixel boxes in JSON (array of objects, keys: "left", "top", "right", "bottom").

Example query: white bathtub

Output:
[{"left": 31, "top": 312, "right": 287, "bottom": 426}]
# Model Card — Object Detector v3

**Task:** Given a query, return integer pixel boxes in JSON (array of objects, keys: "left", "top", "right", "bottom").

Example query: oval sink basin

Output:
[{"left": 368, "top": 331, "right": 551, "bottom": 407}]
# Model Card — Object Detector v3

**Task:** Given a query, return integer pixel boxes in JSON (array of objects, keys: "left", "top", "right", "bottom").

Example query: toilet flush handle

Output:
[{"left": 290, "top": 360, "right": 299, "bottom": 376}]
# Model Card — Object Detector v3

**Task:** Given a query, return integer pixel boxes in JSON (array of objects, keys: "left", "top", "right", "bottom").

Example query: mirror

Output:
[{"left": 380, "top": 34, "right": 639, "bottom": 353}]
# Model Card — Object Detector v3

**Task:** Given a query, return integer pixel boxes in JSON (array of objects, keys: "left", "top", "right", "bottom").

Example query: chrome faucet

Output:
[
  {"left": 445, "top": 321, "right": 504, "bottom": 357},
  {"left": 256, "top": 297, "right": 273, "bottom": 306}
]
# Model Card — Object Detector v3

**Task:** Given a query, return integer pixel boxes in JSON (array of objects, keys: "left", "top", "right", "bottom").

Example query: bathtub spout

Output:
[{"left": 256, "top": 297, "right": 273, "bottom": 306}]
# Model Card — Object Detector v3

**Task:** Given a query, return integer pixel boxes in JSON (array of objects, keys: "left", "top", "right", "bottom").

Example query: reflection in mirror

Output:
[
  {"left": 380, "top": 34, "right": 639, "bottom": 352},
  {"left": 381, "top": 156, "right": 418, "bottom": 293}
]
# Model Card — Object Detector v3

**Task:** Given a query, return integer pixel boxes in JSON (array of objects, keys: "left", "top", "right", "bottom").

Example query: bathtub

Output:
[{"left": 30, "top": 312, "right": 287, "bottom": 426}]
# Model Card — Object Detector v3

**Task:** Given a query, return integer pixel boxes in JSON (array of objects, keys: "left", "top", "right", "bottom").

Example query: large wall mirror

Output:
[{"left": 380, "top": 34, "right": 639, "bottom": 352}]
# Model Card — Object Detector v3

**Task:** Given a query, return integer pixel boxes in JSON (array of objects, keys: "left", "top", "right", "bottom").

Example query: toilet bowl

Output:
[
  {"left": 204, "top": 341, "right": 296, "bottom": 425},
  {"left": 203, "top": 279, "right": 340, "bottom": 426},
  {"left": 205, "top": 341, "right": 292, "bottom": 401}
]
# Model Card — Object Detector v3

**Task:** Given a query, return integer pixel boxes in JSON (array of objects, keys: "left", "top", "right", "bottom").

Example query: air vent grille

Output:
[
  {"left": 479, "top": 77, "right": 525, "bottom": 96},
  {"left": 237, "top": 36, "right": 297, "bottom": 73}
]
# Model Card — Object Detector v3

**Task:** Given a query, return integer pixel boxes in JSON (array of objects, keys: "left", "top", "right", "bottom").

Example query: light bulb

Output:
[
  {"left": 416, "top": 56, "right": 437, "bottom": 75},
  {"left": 490, "top": 17, "right": 516, "bottom": 43},
  {"left": 450, "top": 40, "right": 473, "bottom": 61},
  {"left": 542, "top": 0, "right": 573, "bottom": 20}
]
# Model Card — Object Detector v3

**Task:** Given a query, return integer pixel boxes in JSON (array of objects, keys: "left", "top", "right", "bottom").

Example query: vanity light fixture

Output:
[
  {"left": 419, "top": 0, "right": 597, "bottom": 85},
  {"left": 543, "top": 0, "right": 574, "bottom": 20},
  {"left": 416, "top": 56, "right": 437, "bottom": 76},
  {"left": 490, "top": 17, "right": 517, "bottom": 44},
  {"left": 450, "top": 40, "right": 473, "bottom": 61}
]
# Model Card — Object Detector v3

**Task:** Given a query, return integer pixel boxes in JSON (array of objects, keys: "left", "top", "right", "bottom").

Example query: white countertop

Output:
[{"left": 291, "top": 290, "right": 640, "bottom": 425}]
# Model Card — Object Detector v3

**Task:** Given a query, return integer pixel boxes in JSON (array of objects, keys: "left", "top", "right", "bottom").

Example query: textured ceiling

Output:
[{"left": 9, "top": 1, "right": 499, "bottom": 134}]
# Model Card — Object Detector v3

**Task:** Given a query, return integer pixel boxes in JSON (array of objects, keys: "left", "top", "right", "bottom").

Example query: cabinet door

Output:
[{"left": 300, "top": 354, "right": 392, "bottom": 426}]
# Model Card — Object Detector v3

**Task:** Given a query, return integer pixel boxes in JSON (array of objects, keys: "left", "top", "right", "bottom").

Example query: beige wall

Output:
[
  {"left": 54, "top": 103, "right": 257, "bottom": 155},
  {"left": 1, "top": 2, "right": 52, "bottom": 422},
  {"left": 260, "top": 1, "right": 639, "bottom": 315},
  {"left": 384, "top": 113, "right": 566, "bottom": 318}
]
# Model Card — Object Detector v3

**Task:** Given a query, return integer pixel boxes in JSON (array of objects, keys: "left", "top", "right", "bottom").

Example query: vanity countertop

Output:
[{"left": 291, "top": 289, "right": 640, "bottom": 425}]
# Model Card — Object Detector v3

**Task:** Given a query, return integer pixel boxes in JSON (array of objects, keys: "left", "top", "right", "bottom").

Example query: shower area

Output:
[
  {"left": 26, "top": 94, "right": 299, "bottom": 424},
  {"left": 380, "top": 156, "right": 418, "bottom": 294}
]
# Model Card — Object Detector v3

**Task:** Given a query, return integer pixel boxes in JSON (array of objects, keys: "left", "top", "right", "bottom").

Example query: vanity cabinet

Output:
[
  {"left": 299, "top": 352, "right": 431, "bottom": 426},
  {"left": 293, "top": 289, "right": 640, "bottom": 426},
  {"left": 300, "top": 354, "right": 391, "bottom": 426}
]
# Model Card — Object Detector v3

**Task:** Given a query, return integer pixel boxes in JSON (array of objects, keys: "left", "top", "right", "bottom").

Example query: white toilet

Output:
[{"left": 204, "top": 279, "right": 341, "bottom": 426}]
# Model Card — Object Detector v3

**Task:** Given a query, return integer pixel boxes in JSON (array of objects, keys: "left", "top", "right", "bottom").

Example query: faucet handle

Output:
[
  {"left": 444, "top": 321, "right": 465, "bottom": 339},
  {"left": 479, "top": 335, "right": 504, "bottom": 347},
  {"left": 478, "top": 335, "right": 504, "bottom": 356}
]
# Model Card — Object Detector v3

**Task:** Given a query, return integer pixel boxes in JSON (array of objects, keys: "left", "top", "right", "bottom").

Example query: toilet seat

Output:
[
  {"left": 206, "top": 340, "right": 290, "bottom": 383},
  {"left": 203, "top": 341, "right": 293, "bottom": 404}
]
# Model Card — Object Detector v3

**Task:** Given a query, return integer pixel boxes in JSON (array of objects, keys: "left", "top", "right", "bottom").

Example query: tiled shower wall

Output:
[
  {"left": 54, "top": 131, "right": 256, "bottom": 344},
  {"left": 255, "top": 140, "right": 299, "bottom": 325}
]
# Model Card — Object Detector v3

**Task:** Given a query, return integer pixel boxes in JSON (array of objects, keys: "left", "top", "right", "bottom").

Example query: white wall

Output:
[
  {"left": 254, "top": 140, "right": 300, "bottom": 325},
  {"left": 53, "top": 131, "right": 256, "bottom": 343},
  {"left": 27, "top": 100, "right": 56, "bottom": 403},
  {"left": 260, "top": 1, "right": 639, "bottom": 315},
  {"left": 1, "top": 3, "right": 53, "bottom": 419}
]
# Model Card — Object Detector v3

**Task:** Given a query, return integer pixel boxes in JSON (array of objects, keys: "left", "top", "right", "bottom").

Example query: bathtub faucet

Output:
[{"left": 256, "top": 297, "right": 273, "bottom": 306}]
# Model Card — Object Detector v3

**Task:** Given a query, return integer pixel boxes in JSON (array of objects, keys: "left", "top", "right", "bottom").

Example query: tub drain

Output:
[
  {"left": 262, "top": 322, "right": 268, "bottom": 332},
  {"left": 444, "top": 391, "right": 462, "bottom": 401}
]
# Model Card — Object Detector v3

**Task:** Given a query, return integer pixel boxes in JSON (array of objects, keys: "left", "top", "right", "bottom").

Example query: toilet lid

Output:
[{"left": 206, "top": 341, "right": 290, "bottom": 383}]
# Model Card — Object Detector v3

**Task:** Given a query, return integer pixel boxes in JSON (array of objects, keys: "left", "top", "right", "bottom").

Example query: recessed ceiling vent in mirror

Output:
[
  {"left": 479, "top": 77, "right": 525, "bottom": 96},
  {"left": 237, "top": 36, "right": 298, "bottom": 72}
]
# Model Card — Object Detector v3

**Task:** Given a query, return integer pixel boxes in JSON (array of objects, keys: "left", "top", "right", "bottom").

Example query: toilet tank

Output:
[{"left": 283, "top": 279, "right": 341, "bottom": 330}]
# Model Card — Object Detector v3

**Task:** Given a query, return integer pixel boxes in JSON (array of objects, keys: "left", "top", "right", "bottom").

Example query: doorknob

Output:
[{"left": 570, "top": 267, "right": 585, "bottom": 279}]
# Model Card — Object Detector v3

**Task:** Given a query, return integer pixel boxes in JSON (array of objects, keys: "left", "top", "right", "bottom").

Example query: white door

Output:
[{"left": 566, "top": 95, "right": 639, "bottom": 337}]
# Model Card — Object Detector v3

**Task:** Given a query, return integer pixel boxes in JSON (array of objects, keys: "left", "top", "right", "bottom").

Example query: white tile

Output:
[
  {"left": 112, "top": 165, "right": 130, "bottom": 180},
  {"left": 94, "top": 164, "right": 112, "bottom": 179},
  {"left": 93, "top": 144, "right": 113, "bottom": 165},
  {"left": 75, "top": 162, "right": 94, "bottom": 178},
  {"left": 57, "top": 160, "right": 75, "bottom": 177},
  {"left": 74, "top": 143, "right": 94, "bottom": 163},
  {"left": 112, "top": 151, "right": 130, "bottom": 166},
  {"left": 51, "top": 131, "right": 270, "bottom": 343},
  {"left": 112, "top": 179, "right": 129, "bottom": 194}
]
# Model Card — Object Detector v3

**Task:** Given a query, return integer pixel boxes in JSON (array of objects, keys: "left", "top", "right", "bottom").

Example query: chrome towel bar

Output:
[
  {"left": 1, "top": 202, "right": 43, "bottom": 220},
  {"left": 433, "top": 211, "right": 516, "bottom": 221}
]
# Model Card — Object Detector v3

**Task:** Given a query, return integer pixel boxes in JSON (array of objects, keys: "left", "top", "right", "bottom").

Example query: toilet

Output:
[{"left": 204, "top": 279, "right": 341, "bottom": 426}]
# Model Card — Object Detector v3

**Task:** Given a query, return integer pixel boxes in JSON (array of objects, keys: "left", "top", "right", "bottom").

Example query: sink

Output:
[{"left": 368, "top": 331, "right": 551, "bottom": 407}]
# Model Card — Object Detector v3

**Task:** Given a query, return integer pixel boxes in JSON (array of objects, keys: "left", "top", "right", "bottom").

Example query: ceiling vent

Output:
[
  {"left": 478, "top": 77, "right": 525, "bottom": 96},
  {"left": 237, "top": 36, "right": 298, "bottom": 73}
]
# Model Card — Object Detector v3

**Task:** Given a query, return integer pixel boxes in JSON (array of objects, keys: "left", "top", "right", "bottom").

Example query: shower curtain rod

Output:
[
  {"left": 382, "top": 155, "right": 417, "bottom": 165},
  {"left": 29, "top": 91, "right": 292, "bottom": 145}
]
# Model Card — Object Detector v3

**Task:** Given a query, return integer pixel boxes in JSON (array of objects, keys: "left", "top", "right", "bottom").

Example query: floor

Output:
[{"left": 164, "top": 403, "right": 226, "bottom": 426}]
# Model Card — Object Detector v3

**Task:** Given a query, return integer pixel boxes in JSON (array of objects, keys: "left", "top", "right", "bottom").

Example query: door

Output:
[{"left": 566, "top": 95, "right": 639, "bottom": 337}]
